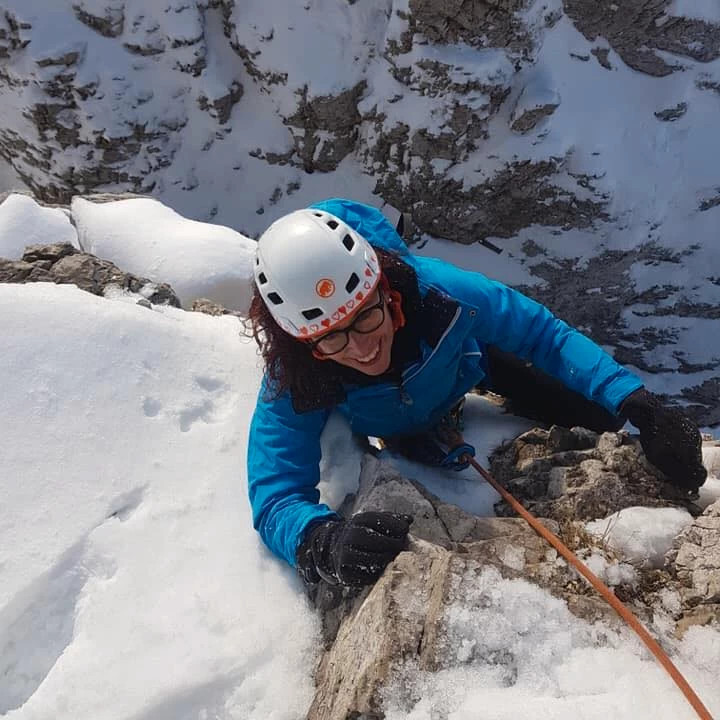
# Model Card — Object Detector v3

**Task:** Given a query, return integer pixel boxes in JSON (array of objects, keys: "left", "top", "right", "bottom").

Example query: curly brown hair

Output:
[{"left": 245, "top": 247, "right": 419, "bottom": 412}]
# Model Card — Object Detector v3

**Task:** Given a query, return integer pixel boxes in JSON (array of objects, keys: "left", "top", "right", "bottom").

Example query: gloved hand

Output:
[
  {"left": 296, "top": 511, "right": 413, "bottom": 588},
  {"left": 621, "top": 388, "right": 706, "bottom": 492}
]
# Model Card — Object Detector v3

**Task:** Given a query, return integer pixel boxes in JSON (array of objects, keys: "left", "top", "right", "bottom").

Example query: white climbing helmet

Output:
[{"left": 254, "top": 208, "right": 380, "bottom": 338}]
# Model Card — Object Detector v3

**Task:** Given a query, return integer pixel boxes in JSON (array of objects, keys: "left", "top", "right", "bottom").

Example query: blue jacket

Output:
[{"left": 247, "top": 198, "right": 644, "bottom": 565}]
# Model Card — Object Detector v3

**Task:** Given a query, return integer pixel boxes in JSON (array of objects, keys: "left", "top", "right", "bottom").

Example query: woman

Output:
[{"left": 247, "top": 198, "right": 706, "bottom": 589}]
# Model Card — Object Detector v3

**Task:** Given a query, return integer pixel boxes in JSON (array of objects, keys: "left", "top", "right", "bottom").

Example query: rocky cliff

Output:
[{"left": 1, "top": 2, "right": 719, "bottom": 423}]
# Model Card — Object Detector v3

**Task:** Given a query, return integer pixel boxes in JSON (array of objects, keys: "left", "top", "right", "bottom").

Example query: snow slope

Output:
[
  {"left": 2, "top": 199, "right": 720, "bottom": 719},
  {"left": 1, "top": 283, "right": 320, "bottom": 720}
]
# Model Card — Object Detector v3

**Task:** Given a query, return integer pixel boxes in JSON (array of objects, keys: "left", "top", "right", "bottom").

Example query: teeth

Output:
[{"left": 357, "top": 345, "right": 380, "bottom": 363}]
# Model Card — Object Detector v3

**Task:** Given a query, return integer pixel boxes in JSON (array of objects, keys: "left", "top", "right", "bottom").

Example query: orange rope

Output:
[{"left": 466, "top": 456, "right": 713, "bottom": 720}]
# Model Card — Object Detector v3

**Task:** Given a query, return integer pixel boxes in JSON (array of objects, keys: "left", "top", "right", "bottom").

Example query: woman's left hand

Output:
[{"left": 621, "top": 389, "right": 707, "bottom": 492}]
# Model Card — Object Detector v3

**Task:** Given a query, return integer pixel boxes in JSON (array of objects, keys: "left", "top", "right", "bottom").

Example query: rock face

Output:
[
  {"left": 564, "top": 0, "right": 720, "bottom": 77},
  {"left": 305, "top": 445, "right": 718, "bottom": 720},
  {"left": 0, "top": 242, "right": 180, "bottom": 306},
  {"left": 304, "top": 432, "right": 720, "bottom": 720},
  {"left": 489, "top": 425, "right": 701, "bottom": 522},
  {"left": 2, "top": 1, "right": 718, "bottom": 425},
  {"left": 2, "top": 0, "right": 717, "bottom": 238},
  {"left": 666, "top": 500, "right": 720, "bottom": 626}
]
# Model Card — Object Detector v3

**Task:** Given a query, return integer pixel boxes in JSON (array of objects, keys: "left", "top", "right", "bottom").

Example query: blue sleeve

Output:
[
  {"left": 247, "top": 379, "right": 339, "bottom": 566},
  {"left": 421, "top": 257, "right": 643, "bottom": 413}
]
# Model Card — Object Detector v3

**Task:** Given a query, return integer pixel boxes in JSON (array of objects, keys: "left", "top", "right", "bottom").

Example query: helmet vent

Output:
[
  {"left": 257, "top": 272, "right": 267, "bottom": 285},
  {"left": 302, "top": 307, "right": 323, "bottom": 320},
  {"left": 342, "top": 234, "right": 355, "bottom": 252},
  {"left": 345, "top": 273, "right": 359, "bottom": 293},
  {"left": 326, "top": 220, "right": 339, "bottom": 230},
  {"left": 313, "top": 212, "right": 322, "bottom": 217},
  {"left": 267, "top": 292, "right": 283, "bottom": 305}
]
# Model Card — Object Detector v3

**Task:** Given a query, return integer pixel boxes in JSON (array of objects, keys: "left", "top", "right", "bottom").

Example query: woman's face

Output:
[{"left": 313, "top": 287, "right": 395, "bottom": 376}]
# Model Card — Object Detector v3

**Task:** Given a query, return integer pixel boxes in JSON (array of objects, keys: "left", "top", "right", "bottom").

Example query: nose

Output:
[{"left": 344, "top": 329, "right": 377, "bottom": 357}]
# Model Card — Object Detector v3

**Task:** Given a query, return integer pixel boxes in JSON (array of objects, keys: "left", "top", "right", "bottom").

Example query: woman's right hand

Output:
[{"left": 296, "top": 511, "right": 413, "bottom": 587}]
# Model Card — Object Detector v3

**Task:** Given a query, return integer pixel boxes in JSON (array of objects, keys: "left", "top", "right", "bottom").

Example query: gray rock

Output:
[
  {"left": 667, "top": 500, "right": 720, "bottom": 607},
  {"left": 510, "top": 85, "right": 561, "bottom": 133},
  {"left": 307, "top": 452, "right": 648, "bottom": 720},
  {"left": 0, "top": 242, "right": 181, "bottom": 307},
  {"left": 565, "top": 0, "right": 720, "bottom": 77},
  {"left": 407, "top": 0, "right": 531, "bottom": 52},
  {"left": 654, "top": 101, "right": 688, "bottom": 121},
  {"left": 490, "top": 426, "right": 701, "bottom": 522},
  {"left": 72, "top": 3, "right": 124, "bottom": 38},
  {"left": 285, "top": 83, "right": 366, "bottom": 173}
]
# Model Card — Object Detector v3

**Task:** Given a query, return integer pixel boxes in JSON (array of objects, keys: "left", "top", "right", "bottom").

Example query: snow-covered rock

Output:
[
  {"left": 0, "top": 193, "right": 78, "bottom": 259},
  {"left": 305, "top": 451, "right": 720, "bottom": 720},
  {"left": 586, "top": 506, "right": 694, "bottom": 569},
  {"left": 0, "top": 241, "right": 180, "bottom": 306},
  {"left": 71, "top": 196, "right": 255, "bottom": 312}
]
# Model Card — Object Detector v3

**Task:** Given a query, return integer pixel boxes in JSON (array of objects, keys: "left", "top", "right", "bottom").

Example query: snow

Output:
[
  {"left": 1, "top": 219, "right": 720, "bottom": 718},
  {"left": 382, "top": 567, "right": 720, "bottom": 719},
  {"left": 0, "top": 282, "right": 319, "bottom": 720},
  {"left": 71, "top": 197, "right": 256, "bottom": 311},
  {"left": 582, "top": 551, "right": 638, "bottom": 586},
  {"left": 0, "top": 194, "right": 78, "bottom": 259},
  {"left": 667, "top": 0, "right": 720, "bottom": 23},
  {"left": 586, "top": 507, "right": 694, "bottom": 569}
]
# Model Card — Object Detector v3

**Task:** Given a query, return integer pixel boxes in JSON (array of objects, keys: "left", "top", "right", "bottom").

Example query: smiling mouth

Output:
[{"left": 354, "top": 343, "right": 381, "bottom": 364}]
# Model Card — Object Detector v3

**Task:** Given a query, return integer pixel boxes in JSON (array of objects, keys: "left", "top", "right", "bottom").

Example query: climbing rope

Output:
[{"left": 464, "top": 455, "right": 713, "bottom": 720}]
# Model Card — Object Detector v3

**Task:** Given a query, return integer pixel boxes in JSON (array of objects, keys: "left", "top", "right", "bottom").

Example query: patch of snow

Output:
[
  {"left": 583, "top": 551, "right": 638, "bottom": 586},
  {"left": 70, "top": 197, "right": 256, "bottom": 312},
  {"left": 318, "top": 410, "right": 364, "bottom": 508},
  {"left": 698, "top": 473, "right": 720, "bottom": 510},
  {"left": 0, "top": 194, "right": 78, "bottom": 259},
  {"left": 379, "top": 393, "right": 533, "bottom": 518},
  {"left": 667, "top": 0, "right": 720, "bottom": 23},
  {"left": 586, "top": 507, "right": 694, "bottom": 568},
  {"left": 383, "top": 566, "right": 720, "bottom": 719}
]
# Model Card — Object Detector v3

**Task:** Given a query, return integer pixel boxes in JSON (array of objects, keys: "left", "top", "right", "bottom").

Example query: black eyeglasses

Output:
[{"left": 309, "top": 288, "right": 386, "bottom": 356}]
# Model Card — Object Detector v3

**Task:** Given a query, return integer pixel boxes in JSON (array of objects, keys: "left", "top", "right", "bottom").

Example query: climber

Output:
[{"left": 246, "top": 198, "right": 707, "bottom": 590}]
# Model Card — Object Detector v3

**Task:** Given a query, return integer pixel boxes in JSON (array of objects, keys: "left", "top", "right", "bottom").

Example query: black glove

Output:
[
  {"left": 296, "top": 511, "right": 413, "bottom": 588},
  {"left": 621, "top": 388, "right": 706, "bottom": 492}
]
